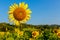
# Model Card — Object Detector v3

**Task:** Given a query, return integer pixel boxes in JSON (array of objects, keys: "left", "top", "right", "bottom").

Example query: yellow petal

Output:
[
  {"left": 9, "top": 18, "right": 14, "bottom": 22},
  {"left": 19, "top": 2, "right": 25, "bottom": 7},
  {"left": 24, "top": 4, "right": 28, "bottom": 9},
  {"left": 26, "top": 18, "right": 30, "bottom": 21},
  {"left": 8, "top": 14, "right": 13, "bottom": 19},
  {"left": 14, "top": 20, "right": 17, "bottom": 24},
  {"left": 14, "top": 20, "right": 20, "bottom": 25},
  {"left": 27, "top": 15, "right": 31, "bottom": 18},
  {"left": 8, "top": 11, "right": 13, "bottom": 13},
  {"left": 25, "top": 15, "right": 31, "bottom": 21},
  {"left": 9, "top": 8, "right": 14, "bottom": 12},
  {"left": 26, "top": 9, "right": 32, "bottom": 14},
  {"left": 9, "top": 6, "right": 13, "bottom": 9},
  {"left": 9, "top": 3, "right": 18, "bottom": 13},
  {"left": 22, "top": 19, "right": 27, "bottom": 23},
  {"left": 26, "top": 17, "right": 30, "bottom": 20},
  {"left": 11, "top": 4, "right": 16, "bottom": 9},
  {"left": 9, "top": 6, "right": 15, "bottom": 11},
  {"left": 14, "top": 3, "right": 18, "bottom": 8}
]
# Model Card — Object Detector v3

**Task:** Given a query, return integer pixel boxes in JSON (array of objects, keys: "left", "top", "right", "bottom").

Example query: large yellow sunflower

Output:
[{"left": 8, "top": 2, "right": 32, "bottom": 25}]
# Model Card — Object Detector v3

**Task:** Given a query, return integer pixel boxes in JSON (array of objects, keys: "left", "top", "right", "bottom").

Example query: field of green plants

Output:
[{"left": 0, "top": 23, "right": 60, "bottom": 40}]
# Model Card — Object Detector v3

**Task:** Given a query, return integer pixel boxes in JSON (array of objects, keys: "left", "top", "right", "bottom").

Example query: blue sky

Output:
[{"left": 0, "top": 0, "right": 60, "bottom": 25}]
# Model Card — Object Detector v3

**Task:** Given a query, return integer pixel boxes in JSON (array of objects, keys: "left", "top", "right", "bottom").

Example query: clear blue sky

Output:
[{"left": 0, "top": 0, "right": 60, "bottom": 25}]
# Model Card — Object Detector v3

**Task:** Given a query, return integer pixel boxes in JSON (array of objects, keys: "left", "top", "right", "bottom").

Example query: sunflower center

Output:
[
  {"left": 13, "top": 8, "right": 26, "bottom": 21},
  {"left": 58, "top": 33, "right": 60, "bottom": 36},
  {"left": 32, "top": 32, "right": 36, "bottom": 36},
  {"left": 54, "top": 30, "right": 58, "bottom": 33}
]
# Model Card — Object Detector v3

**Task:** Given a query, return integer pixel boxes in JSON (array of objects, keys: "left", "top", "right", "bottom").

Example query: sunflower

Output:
[
  {"left": 29, "top": 38, "right": 34, "bottom": 40},
  {"left": 15, "top": 28, "right": 23, "bottom": 36},
  {"left": 0, "top": 32, "right": 5, "bottom": 37},
  {"left": 53, "top": 29, "right": 58, "bottom": 33},
  {"left": 8, "top": 2, "right": 32, "bottom": 25},
  {"left": 57, "top": 32, "right": 60, "bottom": 38},
  {"left": 6, "top": 31, "right": 10, "bottom": 35},
  {"left": 32, "top": 31, "right": 39, "bottom": 38},
  {"left": 19, "top": 31, "right": 23, "bottom": 36}
]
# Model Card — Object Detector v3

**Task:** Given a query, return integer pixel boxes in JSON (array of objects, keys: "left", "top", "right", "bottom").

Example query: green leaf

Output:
[{"left": 6, "top": 37, "right": 14, "bottom": 40}]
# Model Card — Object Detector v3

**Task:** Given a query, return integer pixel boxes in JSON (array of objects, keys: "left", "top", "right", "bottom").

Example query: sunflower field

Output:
[
  {"left": 0, "top": 23, "right": 60, "bottom": 40},
  {"left": 0, "top": 2, "right": 60, "bottom": 40}
]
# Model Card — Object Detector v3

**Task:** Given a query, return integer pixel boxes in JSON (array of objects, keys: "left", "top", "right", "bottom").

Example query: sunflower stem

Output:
[{"left": 19, "top": 21, "right": 22, "bottom": 31}]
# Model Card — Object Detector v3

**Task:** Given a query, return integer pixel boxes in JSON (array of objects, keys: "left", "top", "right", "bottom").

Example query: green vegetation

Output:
[{"left": 0, "top": 23, "right": 60, "bottom": 40}]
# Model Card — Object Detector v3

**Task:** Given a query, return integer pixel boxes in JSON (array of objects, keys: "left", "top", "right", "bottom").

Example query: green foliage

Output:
[
  {"left": 24, "top": 31, "right": 32, "bottom": 38},
  {"left": 6, "top": 37, "right": 14, "bottom": 40},
  {"left": 0, "top": 23, "right": 60, "bottom": 40}
]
